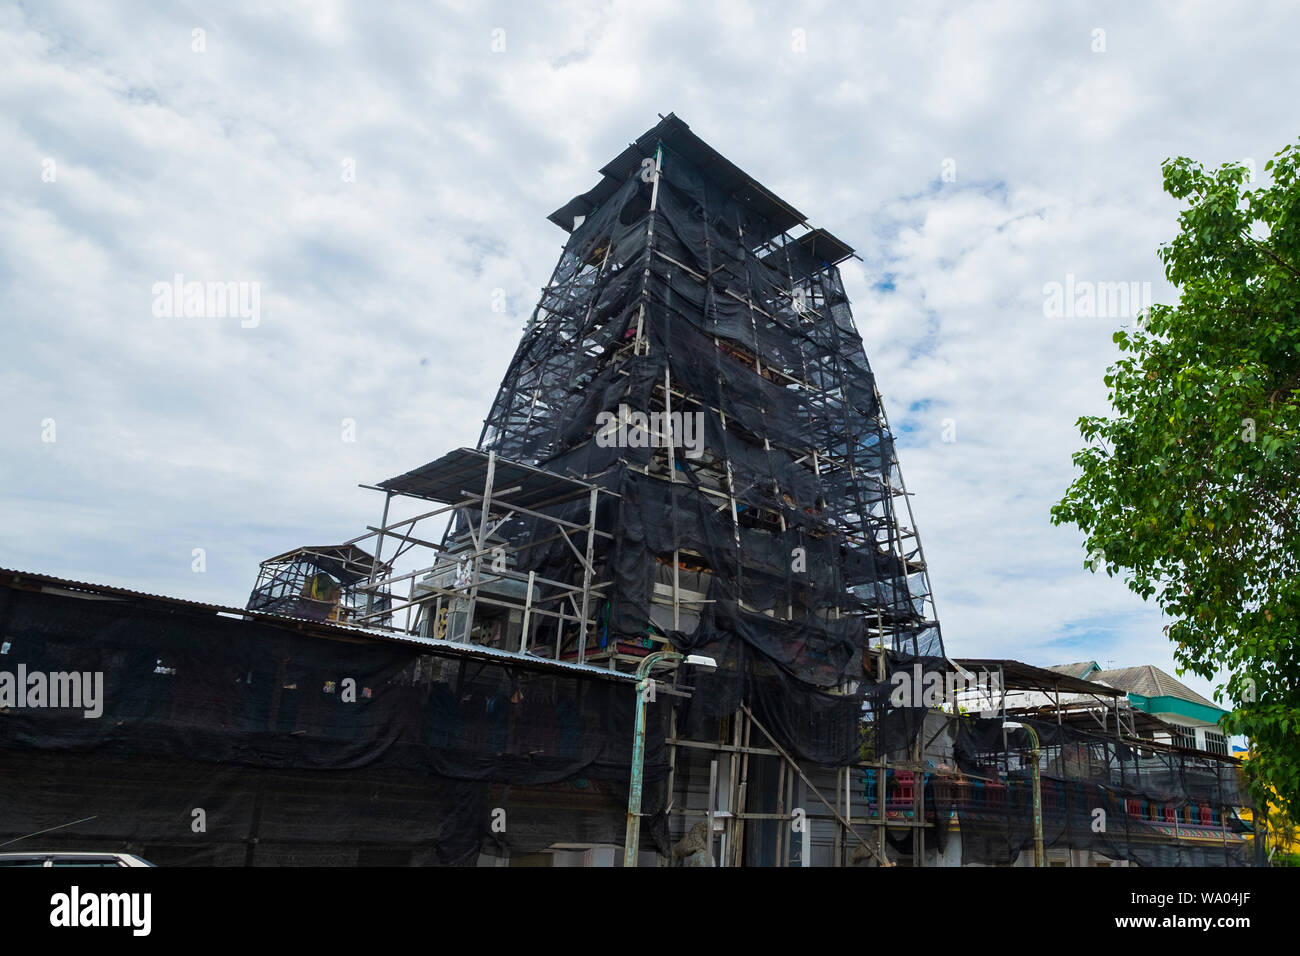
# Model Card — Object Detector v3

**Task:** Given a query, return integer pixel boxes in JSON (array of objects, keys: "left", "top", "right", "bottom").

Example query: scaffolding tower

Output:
[
  {"left": 299, "top": 116, "right": 1244, "bottom": 866},
  {"left": 475, "top": 112, "right": 942, "bottom": 665}
]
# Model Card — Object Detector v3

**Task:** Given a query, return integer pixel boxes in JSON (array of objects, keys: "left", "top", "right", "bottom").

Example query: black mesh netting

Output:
[
  {"left": 4, "top": 119, "right": 1247, "bottom": 867},
  {"left": 459, "top": 132, "right": 943, "bottom": 773},
  {"left": 834, "top": 658, "right": 1248, "bottom": 866},
  {"left": 0, "top": 584, "right": 669, "bottom": 865},
  {"left": 929, "top": 715, "right": 1247, "bottom": 866}
]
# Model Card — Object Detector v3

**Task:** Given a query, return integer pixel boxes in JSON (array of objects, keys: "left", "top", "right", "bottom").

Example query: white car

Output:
[{"left": 0, "top": 851, "right": 155, "bottom": 867}]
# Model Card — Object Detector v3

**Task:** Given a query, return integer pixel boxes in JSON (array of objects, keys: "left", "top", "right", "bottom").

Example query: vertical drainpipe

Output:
[
  {"left": 1024, "top": 723, "right": 1045, "bottom": 867},
  {"left": 624, "top": 650, "right": 682, "bottom": 867}
]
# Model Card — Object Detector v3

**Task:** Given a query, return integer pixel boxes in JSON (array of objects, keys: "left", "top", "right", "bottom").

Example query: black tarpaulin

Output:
[{"left": 0, "top": 583, "right": 669, "bottom": 865}]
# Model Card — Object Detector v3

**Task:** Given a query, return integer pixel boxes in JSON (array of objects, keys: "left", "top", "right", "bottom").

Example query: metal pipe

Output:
[
  {"left": 462, "top": 451, "right": 496, "bottom": 642},
  {"left": 1020, "top": 723, "right": 1045, "bottom": 867},
  {"left": 366, "top": 491, "right": 392, "bottom": 615},
  {"left": 706, "top": 758, "right": 719, "bottom": 867},
  {"left": 577, "top": 486, "right": 599, "bottom": 664},
  {"left": 624, "top": 650, "right": 683, "bottom": 867},
  {"left": 519, "top": 570, "right": 535, "bottom": 653}
]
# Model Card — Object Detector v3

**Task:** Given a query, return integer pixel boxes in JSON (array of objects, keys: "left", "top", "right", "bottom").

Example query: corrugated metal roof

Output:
[
  {"left": 547, "top": 113, "right": 823, "bottom": 247},
  {"left": 1046, "top": 661, "right": 1100, "bottom": 680},
  {"left": 1091, "top": 665, "right": 1221, "bottom": 711},
  {"left": 257, "top": 543, "right": 386, "bottom": 586},
  {"left": 377, "top": 447, "right": 612, "bottom": 510},
  {"left": 759, "top": 228, "right": 855, "bottom": 280},
  {"left": 954, "top": 658, "right": 1123, "bottom": 697}
]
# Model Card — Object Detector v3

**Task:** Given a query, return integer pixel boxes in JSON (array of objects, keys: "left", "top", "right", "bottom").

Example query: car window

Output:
[
  {"left": 0, "top": 859, "right": 49, "bottom": 867},
  {"left": 48, "top": 858, "right": 123, "bottom": 867}
]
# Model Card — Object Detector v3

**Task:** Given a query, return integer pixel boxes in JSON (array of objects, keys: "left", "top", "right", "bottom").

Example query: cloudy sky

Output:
[{"left": 2, "top": 0, "right": 1295, "bottom": 704}]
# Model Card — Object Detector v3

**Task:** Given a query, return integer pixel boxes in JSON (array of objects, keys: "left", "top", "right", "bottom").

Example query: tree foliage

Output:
[{"left": 1053, "top": 139, "right": 1300, "bottom": 823}]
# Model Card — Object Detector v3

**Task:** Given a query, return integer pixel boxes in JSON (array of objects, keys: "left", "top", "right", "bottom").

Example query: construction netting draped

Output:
[
  {"left": 861, "top": 655, "right": 1249, "bottom": 866},
  {"left": 0, "top": 584, "right": 669, "bottom": 865},
  {"left": 471, "top": 135, "right": 942, "bottom": 767}
]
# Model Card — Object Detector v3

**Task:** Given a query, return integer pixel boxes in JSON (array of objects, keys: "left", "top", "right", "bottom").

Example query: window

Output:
[
  {"left": 1203, "top": 730, "right": 1228, "bottom": 756},
  {"left": 49, "top": 858, "right": 123, "bottom": 867},
  {"left": 1170, "top": 724, "right": 1196, "bottom": 749},
  {"left": 0, "top": 855, "right": 128, "bottom": 867}
]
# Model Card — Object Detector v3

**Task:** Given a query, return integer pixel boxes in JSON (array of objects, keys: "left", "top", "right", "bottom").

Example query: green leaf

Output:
[{"left": 1054, "top": 135, "right": 1300, "bottom": 826}]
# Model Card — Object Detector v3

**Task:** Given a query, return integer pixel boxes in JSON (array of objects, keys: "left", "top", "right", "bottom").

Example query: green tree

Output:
[{"left": 1052, "top": 138, "right": 1300, "bottom": 823}]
